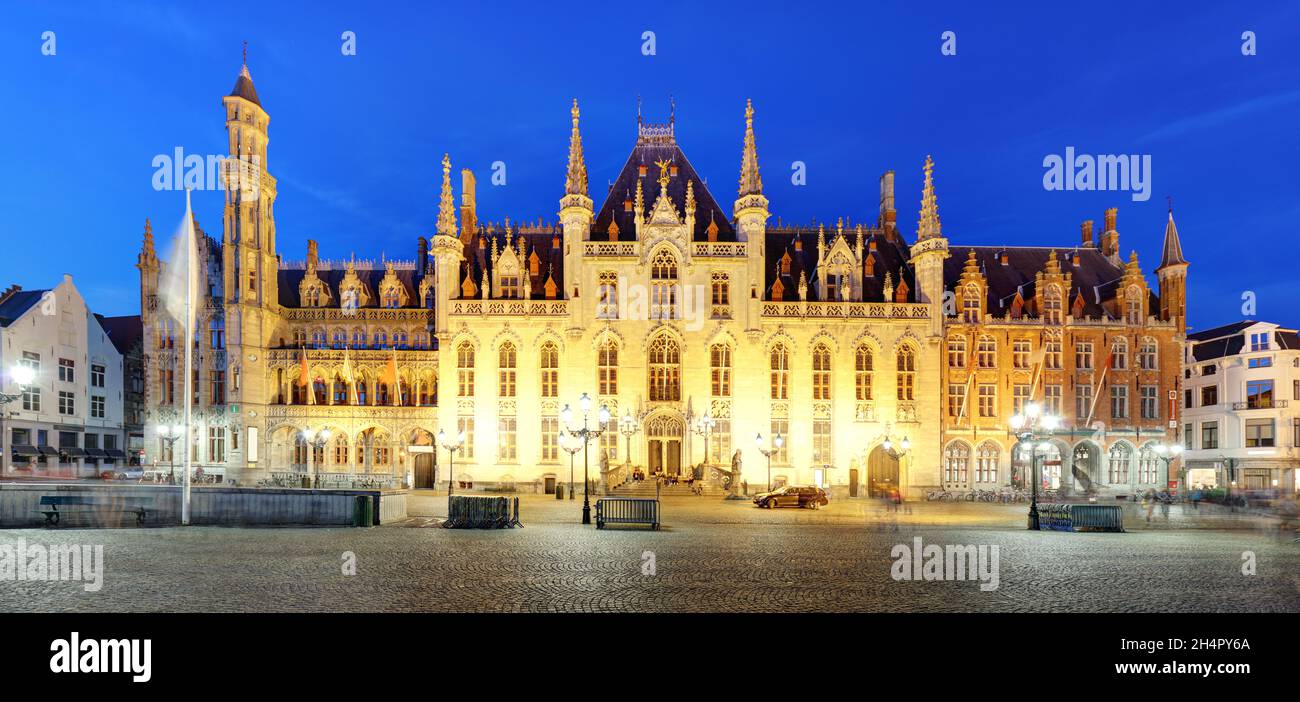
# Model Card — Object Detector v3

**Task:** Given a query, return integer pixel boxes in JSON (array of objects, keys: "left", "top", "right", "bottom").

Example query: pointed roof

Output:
[
  {"left": 1157, "top": 207, "right": 1188, "bottom": 270},
  {"left": 916, "top": 155, "right": 941, "bottom": 240},
  {"left": 436, "top": 154, "right": 457, "bottom": 237},
  {"left": 565, "top": 99, "right": 588, "bottom": 197},
  {"left": 738, "top": 99, "right": 763, "bottom": 197},
  {"left": 229, "top": 59, "right": 261, "bottom": 107}
]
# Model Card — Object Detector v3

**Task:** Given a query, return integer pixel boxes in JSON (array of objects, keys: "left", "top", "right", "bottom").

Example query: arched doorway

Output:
[
  {"left": 867, "top": 445, "right": 900, "bottom": 498},
  {"left": 1013, "top": 440, "right": 1064, "bottom": 490},
  {"left": 1071, "top": 441, "right": 1102, "bottom": 493},
  {"left": 408, "top": 428, "right": 436, "bottom": 489},
  {"left": 645, "top": 413, "right": 684, "bottom": 476}
]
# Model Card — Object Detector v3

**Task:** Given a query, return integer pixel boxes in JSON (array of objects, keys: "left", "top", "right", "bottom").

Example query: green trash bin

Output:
[
  {"left": 354, "top": 495, "right": 373, "bottom": 527},
  {"left": 555, "top": 484, "right": 565, "bottom": 500}
]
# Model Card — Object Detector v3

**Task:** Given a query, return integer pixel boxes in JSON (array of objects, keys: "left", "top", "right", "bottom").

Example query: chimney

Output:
[
  {"left": 1101, "top": 207, "right": 1119, "bottom": 258},
  {"left": 460, "top": 169, "right": 478, "bottom": 237},
  {"left": 417, "top": 237, "right": 429, "bottom": 272},
  {"left": 1000, "top": 251, "right": 1009, "bottom": 266},
  {"left": 1081, "top": 220, "right": 1094, "bottom": 247},
  {"left": 306, "top": 240, "right": 319, "bottom": 270},
  {"left": 879, "top": 171, "right": 896, "bottom": 229}
]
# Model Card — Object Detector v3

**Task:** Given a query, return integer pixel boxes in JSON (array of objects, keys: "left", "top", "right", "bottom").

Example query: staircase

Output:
[{"left": 609, "top": 481, "right": 729, "bottom": 498}]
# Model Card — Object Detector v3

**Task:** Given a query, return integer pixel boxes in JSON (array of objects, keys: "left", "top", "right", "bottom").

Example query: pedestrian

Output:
[
  {"left": 1159, "top": 491, "right": 1170, "bottom": 521},
  {"left": 1144, "top": 489, "right": 1156, "bottom": 524}
]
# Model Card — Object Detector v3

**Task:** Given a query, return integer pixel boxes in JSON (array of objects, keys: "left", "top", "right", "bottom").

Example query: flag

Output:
[
  {"left": 160, "top": 190, "right": 199, "bottom": 337},
  {"left": 298, "top": 347, "right": 309, "bottom": 387},
  {"left": 342, "top": 348, "right": 357, "bottom": 405},
  {"left": 955, "top": 369, "right": 975, "bottom": 425}
]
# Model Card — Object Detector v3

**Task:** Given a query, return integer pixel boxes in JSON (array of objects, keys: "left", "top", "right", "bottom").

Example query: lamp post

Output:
[
  {"left": 437, "top": 428, "right": 465, "bottom": 497},
  {"left": 692, "top": 412, "right": 717, "bottom": 476},
  {"left": 301, "top": 428, "right": 331, "bottom": 488},
  {"left": 755, "top": 432, "right": 784, "bottom": 492},
  {"left": 158, "top": 423, "right": 185, "bottom": 484},
  {"left": 1, "top": 364, "right": 35, "bottom": 482},
  {"left": 559, "top": 431, "right": 582, "bottom": 499},
  {"left": 561, "top": 392, "right": 610, "bottom": 525},
  {"left": 1151, "top": 442, "right": 1184, "bottom": 494},
  {"left": 1009, "top": 401, "right": 1061, "bottom": 531},
  {"left": 619, "top": 410, "right": 640, "bottom": 472}
]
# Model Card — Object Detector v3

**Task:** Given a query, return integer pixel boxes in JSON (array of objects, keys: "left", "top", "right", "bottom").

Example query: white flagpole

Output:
[{"left": 182, "top": 188, "right": 194, "bottom": 526}]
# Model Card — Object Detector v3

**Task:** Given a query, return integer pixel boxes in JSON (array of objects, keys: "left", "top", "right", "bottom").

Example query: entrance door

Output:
[
  {"left": 645, "top": 414, "right": 684, "bottom": 476},
  {"left": 414, "top": 454, "right": 435, "bottom": 489},
  {"left": 849, "top": 468, "right": 860, "bottom": 497},
  {"left": 666, "top": 440, "right": 681, "bottom": 475},
  {"left": 867, "top": 446, "right": 900, "bottom": 498},
  {"left": 648, "top": 440, "right": 664, "bottom": 474}
]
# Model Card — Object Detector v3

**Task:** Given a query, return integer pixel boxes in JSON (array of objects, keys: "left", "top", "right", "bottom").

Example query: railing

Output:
[
  {"left": 583, "top": 242, "right": 638, "bottom": 257},
  {"left": 605, "top": 464, "right": 629, "bottom": 492},
  {"left": 1232, "top": 399, "right": 1288, "bottom": 410},
  {"left": 762, "top": 301, "right": 931, "bottom": 320},
  {"left": 692, "top": 242, "right": 747, "bottom": 257},
  {"left": 449, "top": 300, "right": 568, "bottom": 316}
]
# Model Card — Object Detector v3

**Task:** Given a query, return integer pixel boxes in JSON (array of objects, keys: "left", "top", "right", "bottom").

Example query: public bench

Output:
[
  {"left": 595, "top": 497, "right": 659, "bottom": 530},
  {"left": 1038, "top": 503, "right": 1124, "bottom": 532},
  {"left": 36, "top": 495, "right": 153, "bottom": 526}
]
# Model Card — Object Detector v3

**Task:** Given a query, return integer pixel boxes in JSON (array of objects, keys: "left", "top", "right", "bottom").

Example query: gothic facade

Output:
[{"left": 136, "top": 61, "right": 1186, "bottom": 497}]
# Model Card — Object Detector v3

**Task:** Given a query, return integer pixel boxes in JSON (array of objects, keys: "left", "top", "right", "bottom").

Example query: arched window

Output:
[
  {"left": 769, "top": 344, "right": 789, "bottom": 400},
  {"left": 855, "top": 346, "right": 873, "bottom": 401},
  {"left": 498, "top": 343, "right": 517, "bottom": 398},
  {"left": 896, "top": 346, "right": 915, "bottom": 401},
  {"left": 373, "top": 330, "right": 388, "bottom": 348},
  {"left": 382, "top": 287, "right": 400, "bottom": 309},
  {"left": 597, "top": 271, "right": 619, "bottom": 319},
  {"left": 332, "top": 329, "right": 347, "bottom": 349},
  {"left": 1107, "top": 443, "right": 1131, "bottom": 484},
  {"left": 351, "top": 329, "right": 366, "bottom": 349},
  {"left": 1139, "top": 339, "right": 1157, "bottom": 370},
  {"left": 812, "top": 343, "right": 832, "bottom": 400},
  {"left": 457, "top": 342, "right": 475, "bottom": 397},
  {"left": 947, "top": 336, "right": 967, "bottom": 368},
  {"left": 310, "top": 329, "right": 326, "bottom": 348},
  {"left": 1138, "top": 445, "right": 1161, "bottom": 484},
  {"left": 305, "top": 286, "right": 321, "bottom": 307},
  {"left": 539, "top": 342, "right": 559, "bottom": 398},
  {"left": 209, "top": 317, "right": 225, "bottom": 349},
  {"left": 976, "top": 442, "right": 1000, "bottom": 483},
  {"left": 945, "top": 442, "right": 970, "bottom": 484},
  {"left": 650, "top": 249, "right": 679, "bottom": 319},
  {"left": 977, "top": 335, "right": 996, "bottom": 369},
  {"left": 710, "top": 344, "right": 731, "bottom": 397},
  {"left": 1043, "top": 285, "right": 1063, "bottom": 324},
  {"left": 331, "top": 433, "right": 350, "bottom": 467},
  {"left": 332, "top": 375, "right": 349, "bottom": 405},
  {"left": 597, "top": 340, "right": 618, "bottom": 395},
  {"left": 648, "top": 335, "right": 681, "bottom": 402}
]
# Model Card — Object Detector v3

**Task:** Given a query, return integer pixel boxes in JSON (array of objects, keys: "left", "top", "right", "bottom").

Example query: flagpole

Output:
[{"left": 182, "top": 188, "right": 193, "bottom": 526}]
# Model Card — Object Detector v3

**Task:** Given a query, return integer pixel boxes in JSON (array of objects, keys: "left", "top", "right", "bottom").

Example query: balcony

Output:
[{"left": 1232, "top": 399, "right": 1288, "bottom": 411}]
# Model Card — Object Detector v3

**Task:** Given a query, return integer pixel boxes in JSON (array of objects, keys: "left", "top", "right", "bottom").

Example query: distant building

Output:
[
  {"left": 98, "top": 314, "right": 145, "bottom": 466},
  {"left": 1181, "top": 321, "right": 1300, "bottom": 492},
  {"left": 0, "top": 276, "right": 128, "bottom": 478}
]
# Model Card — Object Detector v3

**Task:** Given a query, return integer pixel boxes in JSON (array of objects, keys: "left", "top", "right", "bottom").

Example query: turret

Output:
[
  {"left": 559, "top": 98, "right": 593, "bottom": 315},
  {"left": 1156, "top": 206, "right": 1189, "bottom": 333},
  {"left": 430, "top": 153, "right": 465, "bottom": 335},
  {"left": 734, "top": 99, "right": 770, "bottom": 331},
  {"left": 909, "top": 155, "right": 950, "bottom": 336}
]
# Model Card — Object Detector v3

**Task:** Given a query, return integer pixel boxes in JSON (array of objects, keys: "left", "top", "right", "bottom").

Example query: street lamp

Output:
[
  {"left": 620, "top": 410, "right": 640, "bottom": 472},
  {"left": 559, "top": 430, "right": 582, "bottom": 499},
  {"left": 158, "top": 423, "right": 185, "bottom": 483},
  {"left": 561, "top": 392, "right": 610, "bottom": 524},
  {"left": 755, "top": 432, "right": 784, "bottom": 492},
  {"left": 301, "top": 428, "right": 331, "bottom": 488},
  {"left": 437, "top": 428, "right": 465, "bottom": 497},
  {"left": 1010, "top": 401, "right": 1061, "bottom": 530},
  {"left": 1, "top": 365, "right": 36, "bottom": 481},
  {"left": 1151, "top": 442, "right": 1184, "bottom": 493},
  {"left": 692, "top": 412, "right": 717, "bottom": 474}
]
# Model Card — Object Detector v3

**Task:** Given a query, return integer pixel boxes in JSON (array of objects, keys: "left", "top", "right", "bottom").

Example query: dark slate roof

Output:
[
  {"left": 1277, "top": 331, "right": 1300, "bottom": 350},
  {"left": 0, "top": 289, "right": 49, "bottom": 327},
  {"left": 457, "top": 225, "right": 566, "bottom": 299},
  {"left": 1191, "top": 336, "right": 1244, "bottom": 362},
  {"left": 277, "top": 265, "right": 431, "bottom": 309},
  {"left": 1186, "top": 320, "right": 1257, "bottom": 342},
  {"left": 593, "top": 132, "right": 736, "bottom": 242},
  {"left": 97, "top": 314, "right": 143, "bottom": 356},
  {"left": 942, "top": 246, "right": 1140, "bottom": 319},
  {"left": 763, "top": 227, "right": 913, "bottom": 301},
  {"left": 229, "top": 66, "right": 261, "bottom": 106}
]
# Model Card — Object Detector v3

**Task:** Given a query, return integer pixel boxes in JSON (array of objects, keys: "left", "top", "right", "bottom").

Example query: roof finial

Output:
[
  {"left": 1167, "top": 195, "right": 1173, "bottom": 213},
  {"left": 669, "top": 94, "right": 675, "bottom": 124},
  {"left": 242, "top": 40, "right": 247, "bottom": 66},
  {"left": 564, "top": 98, "right": 588, "bottom": 197},
  {"left": 637, "top": 94, "right": 642, "bottom": 125},
  {"left": 917, "top": 154, "right": 942, "bottom": 241},
  {"left": 737, "top": 99, "right": 763, "bottom": 197},
  {"left": 437, "top": 153, "right": 458, "bottom": 238}
]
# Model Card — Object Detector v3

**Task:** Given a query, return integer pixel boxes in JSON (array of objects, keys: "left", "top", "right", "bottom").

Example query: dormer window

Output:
[
  {"left": 962, "top": 284, "right": 980, "bottom": 323},
  {"left": 1250, "top": 332, "right": 1271, "bottom": 352},
  {"left": 1042, "top": 285, "right": 1063, "bottom": 324},
  {"left": 382, "top": 288, "right": 400, "bottom": 308}
]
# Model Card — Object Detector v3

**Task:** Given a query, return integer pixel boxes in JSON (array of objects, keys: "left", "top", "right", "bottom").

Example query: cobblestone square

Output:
[{"left": 2, "top": 495, "right": 1296, "bottom": 613}]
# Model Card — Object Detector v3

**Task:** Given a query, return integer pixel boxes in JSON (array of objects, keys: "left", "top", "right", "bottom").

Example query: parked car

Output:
[
  {"left": 100, "top": 468, "right": 144, "bottom": 481},
  {"left": 753, "top": 485, "right": 829, "bottom": 509}
]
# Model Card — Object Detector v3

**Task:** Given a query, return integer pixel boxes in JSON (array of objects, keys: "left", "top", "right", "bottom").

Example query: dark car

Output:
[{"left": 753, "top": 485, "right": 829, "bottom": 509}]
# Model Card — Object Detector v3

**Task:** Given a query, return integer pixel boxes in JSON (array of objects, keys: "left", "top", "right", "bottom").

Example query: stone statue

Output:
[
  {"left": 730, "top": 449, "right": 742, "bottom": 476},
  {"left": 599, "top": 449, "right": 609, "bottom": 474}
]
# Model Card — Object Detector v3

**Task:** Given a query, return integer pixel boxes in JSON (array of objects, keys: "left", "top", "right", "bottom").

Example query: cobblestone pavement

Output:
[{"left": 2, "top": 495, "right": 1297, "bottom": 613}]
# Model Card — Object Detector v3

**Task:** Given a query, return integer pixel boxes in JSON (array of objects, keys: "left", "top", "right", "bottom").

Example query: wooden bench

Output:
[
  {"left": 595, "top": 497, "right": 659, "bottom": 530},
  {"left": 37, "top": 495, "right": 152, "bottom": 526}
]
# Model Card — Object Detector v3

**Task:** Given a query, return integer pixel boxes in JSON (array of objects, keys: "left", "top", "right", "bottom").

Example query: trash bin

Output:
[
  {"left": 555, "top": 484, "right": 565, "bottom": 500},
  {"left": 354, "top": 495, "right": 373, "bottom": 527}
]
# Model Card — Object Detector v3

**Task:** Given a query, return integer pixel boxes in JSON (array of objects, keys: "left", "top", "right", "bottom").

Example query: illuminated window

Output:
[
  {"left": 770, "top": 344, "right": 789, "bottom": 400},
  {"left": 855, "top": 346, "right": 873, "bottom": 401},
  {"left": 539, "top": 342, "right": 559, "bottom": 398},
  {"left": 812, "top": 344, "right": 832, "bottom": 400},
  {"left": 457, "top": 342, "right": 475, "bottom": 397},
  {"left": 498, "top": 343, "right": 517, "bottom": 398},
  {"left": 648, "top": 335, "right": 681, "bottom": 402},
  {"left": 710, "top": 344, "right": 731, "bottom": 397}
]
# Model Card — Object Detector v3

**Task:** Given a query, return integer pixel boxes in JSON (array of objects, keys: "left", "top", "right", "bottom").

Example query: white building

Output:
[
  {"left": 1180, "top": 320, "right": 1300, "bottom": 492},
  {"left": 0, "top": 275, "right": 128, "bottom": 478}
]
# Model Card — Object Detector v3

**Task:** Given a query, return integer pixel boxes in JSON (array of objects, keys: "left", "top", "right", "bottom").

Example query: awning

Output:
[
  {"left": 37, "top": 446, "right": 59, "bottom": 457},
  {"left": 60, "top": 447, "right": 88, "bottom": 458},
  {"left": 85, "top": 448, "right": 109, "bottom": 459},
  {"left": 106, "top": 449, "right": 128, "bottom": 460},
  {"left": 10, "top": 444, "right": 38, "bottom": 456}
]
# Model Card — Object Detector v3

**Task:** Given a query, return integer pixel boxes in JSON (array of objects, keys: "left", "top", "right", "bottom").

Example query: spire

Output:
[
  {"left": 564, "top": 99, "right": 588, "bottom": 197},
  {"left": 1158, "top": 205, "right": 1188, "bottom": 270},
  {"left": 229, "top": 43, "right": 261, "bottom": 106},
  {"left": 917, "top": 155, "right": 941, "bottom": 240},
  {"left": 437, "top": 154, "right": 458, "bottom": 238},
  {"left": 141, "top": 218, "right": 155, "bottom": 258},
  {"left": 738, "top": 99, "right": 763, "bottom": 197}
]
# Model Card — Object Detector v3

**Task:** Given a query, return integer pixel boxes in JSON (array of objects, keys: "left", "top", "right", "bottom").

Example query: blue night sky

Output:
[{"left": 1, "top": 0, "right": 1297, "bottom": 331}]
